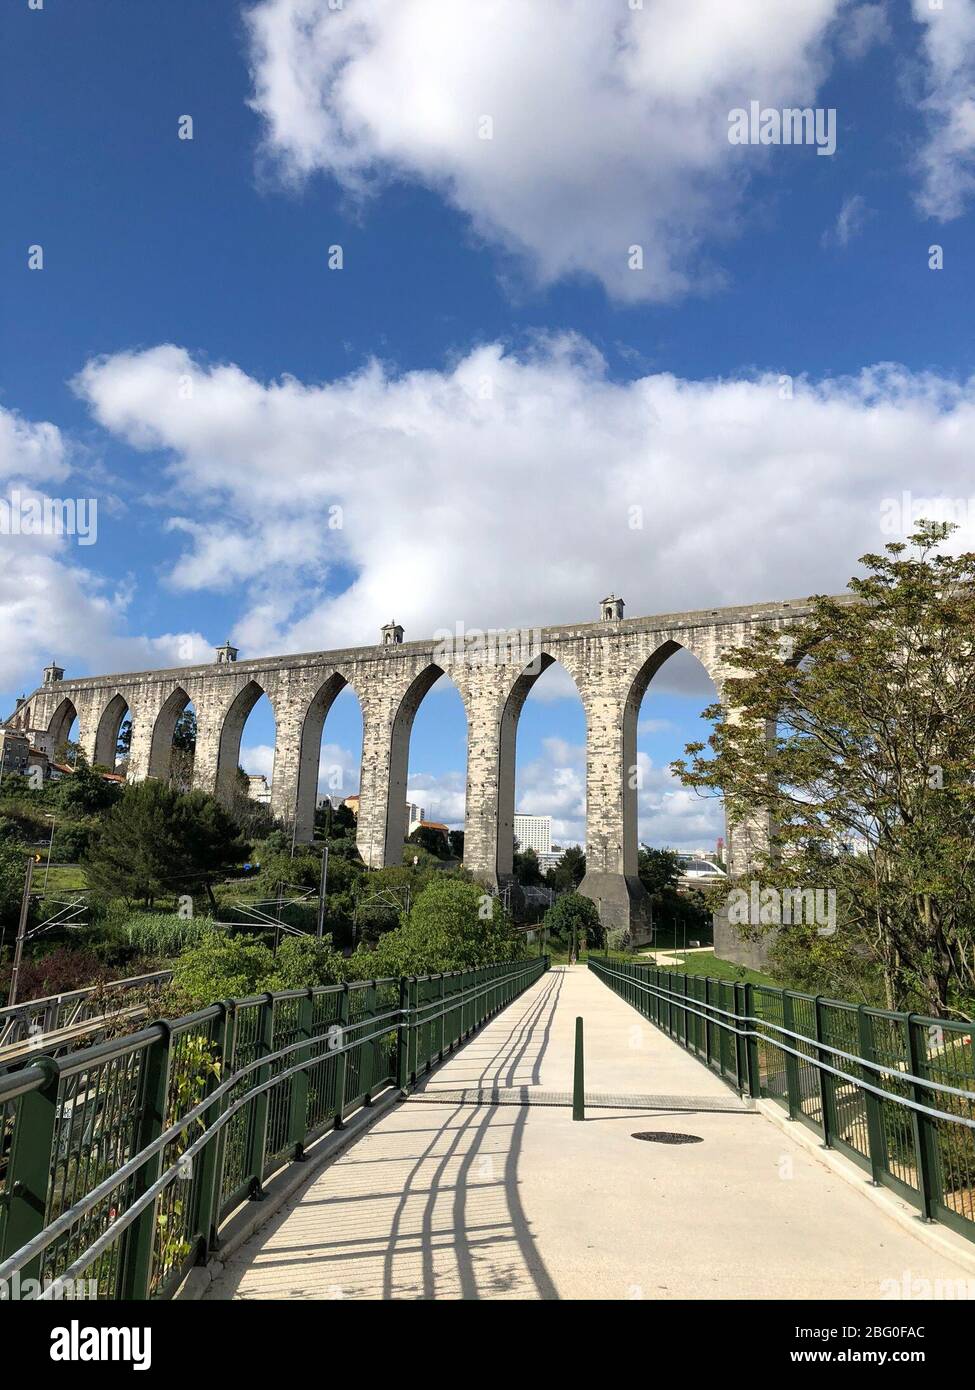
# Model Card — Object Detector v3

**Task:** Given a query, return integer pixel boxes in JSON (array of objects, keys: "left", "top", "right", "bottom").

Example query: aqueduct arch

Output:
[{"left": 9, "top": 594, "right": 813, "bottom": 936}]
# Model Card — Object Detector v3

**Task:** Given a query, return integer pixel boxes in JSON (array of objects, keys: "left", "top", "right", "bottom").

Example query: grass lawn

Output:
[
  {"left": 639, "top": 950, "right": 778, "bottom": 988},
  {"left": 546, "top": 945, "right": 778, "bottom": 989},
  {"left": 37, "top": 863, "right": 88, "bottom": 894}
]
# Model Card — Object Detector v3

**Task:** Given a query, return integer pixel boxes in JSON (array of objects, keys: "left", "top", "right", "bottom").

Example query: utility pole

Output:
[
  {"left": 316, "top": 843, "right": 329, "bottom": 938},
  {"left": 9, "top": 855, "right": 36, "bottom": 1008}
]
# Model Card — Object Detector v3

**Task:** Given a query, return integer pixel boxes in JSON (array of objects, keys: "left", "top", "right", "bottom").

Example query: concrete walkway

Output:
[{"left": 207, "top": 966, "right": 975, "bottom": 1301}]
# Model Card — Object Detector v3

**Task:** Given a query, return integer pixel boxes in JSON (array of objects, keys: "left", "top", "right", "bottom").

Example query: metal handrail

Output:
[
  {"left": 592, "top": 961, "right": 975, "bottom": 1105},
  {"left": 0, "top": 953, "right": 548, "bottom": 1297}
]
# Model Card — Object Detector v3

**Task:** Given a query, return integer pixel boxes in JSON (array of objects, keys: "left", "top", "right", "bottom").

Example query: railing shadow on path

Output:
[{"left": 212, "top": 967, "right": 565, "bottom": 1301}]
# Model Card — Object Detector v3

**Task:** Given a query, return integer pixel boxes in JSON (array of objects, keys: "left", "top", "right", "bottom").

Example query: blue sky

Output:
[{"left": 2, "top": 1, "right": 974, "bottom": 848}]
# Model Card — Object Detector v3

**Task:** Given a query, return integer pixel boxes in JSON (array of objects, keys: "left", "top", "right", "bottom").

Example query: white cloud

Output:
[
  {"left": 837, "top": 2, "right": 890, "bottom": 60},
  {"left": 0, "top": 401, "right": 214, "bottom": 701},
  {"left": 821, "top": 192, "right": 871, "bottom": 248},
  {"left": 244, "top": 0, "right": 847, "bottom": 300},
  {"left": 911, "top": 0, "right": 975, "bottom": 219},
  {"left": 73, "top": 339, "right": 975, "bottom": 670},
  {"left": 503, "top": 735, "right": 721, "bottom": 849}
]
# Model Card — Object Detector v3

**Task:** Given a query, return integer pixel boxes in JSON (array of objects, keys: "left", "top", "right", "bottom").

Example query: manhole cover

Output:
[{"left": 631, "top": 1131, "right": 703, "bottom": 1144}]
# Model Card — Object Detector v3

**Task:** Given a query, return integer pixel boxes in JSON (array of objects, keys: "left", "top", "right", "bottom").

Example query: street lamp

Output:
[{"left": 44, "top": 814, "right": 56, "bottom": 891}]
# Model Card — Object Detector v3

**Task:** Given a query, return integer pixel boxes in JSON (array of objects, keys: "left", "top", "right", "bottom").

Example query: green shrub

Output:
[
  {"left": 357, "top": 879, "right": 526, "bottom": 977},
  {"left": 166, "top": 933, "right": 277, "bottom": 1009}
]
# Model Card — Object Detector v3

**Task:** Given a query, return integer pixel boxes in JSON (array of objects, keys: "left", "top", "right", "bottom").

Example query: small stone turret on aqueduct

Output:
[{"left": 5, "top": 595, "right": 815, "bottom": 937}]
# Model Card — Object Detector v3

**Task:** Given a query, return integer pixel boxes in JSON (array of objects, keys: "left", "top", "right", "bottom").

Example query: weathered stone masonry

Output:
[{"left": 9, "top": 597, "right": 822, "bottom": 936}]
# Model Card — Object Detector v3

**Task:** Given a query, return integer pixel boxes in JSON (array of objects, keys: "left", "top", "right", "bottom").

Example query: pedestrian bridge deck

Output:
[{"left": 207, "top": 965, "right": 974, "bottom": 1301}]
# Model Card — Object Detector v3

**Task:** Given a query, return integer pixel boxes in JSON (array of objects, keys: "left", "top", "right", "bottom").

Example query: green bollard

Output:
[{"left": 573, "top": 1016, "right": 585, "bottom": 1121}]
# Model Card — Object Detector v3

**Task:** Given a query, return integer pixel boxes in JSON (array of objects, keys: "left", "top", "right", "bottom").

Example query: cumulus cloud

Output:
[
  {"left": 0, "top": 401, "right": 213, "bottom": 701},
  {"left": 73, "top": 338, "right": 975, "bottom": 666},
  {"left": 244, "top": 0, "right": 848, "bottom": 300},
  {"left": 911, "top": 0, "right": 975, "bottom": 219}
]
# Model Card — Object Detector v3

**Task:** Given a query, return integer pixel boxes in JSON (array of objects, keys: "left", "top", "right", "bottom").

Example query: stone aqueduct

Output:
[{"left": 6, "top": 596, "right": 808, "bottom": 933}]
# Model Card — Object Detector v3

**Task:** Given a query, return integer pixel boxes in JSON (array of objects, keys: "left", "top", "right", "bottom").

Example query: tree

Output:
[
  {"left": 170, "top": 709, "right": 196, "bottom": 790},
  {"left": 637, "top": 847, "right": 711, "bottom": 944},
  {"left": 0, "top": 841, "right": 24, "bottom": 936},
  {"left": 83, "top": 780, "right": 187, "bottom": 906},
  {"left": 175, "top": 790, "right": 251, "bottom": 906},
  {"left": 408, "top": 824, "right": 450, "bottom": 858},
  {"left": 83, "top": 781, "right": 249, "bottom": 908},
  {"left": 545, "top": 845, "right": 585, "bottom": 893},
  {"left": 513, "top": 845, "right": 542, "bottom": 886},
  {"left": 57, "top": 758, "right": 123, "bottom": 816},
  {"left": 166, "top": 933, "right": 278, "bottom": 1010},
  {"left": 362, "top": 878, "right": 526, "bottom": 976},
  {"left": 674, "top": 523, "right": 975, "bottom": 1019},
  {"left": 448, "top": 829, "right": 464, "bottom": 859},
  {"left": 543, "top": 892, "right": 602, "bottom": 952},
  {"left": 637, "top": 847, "right": 681, "bottom": 894}
]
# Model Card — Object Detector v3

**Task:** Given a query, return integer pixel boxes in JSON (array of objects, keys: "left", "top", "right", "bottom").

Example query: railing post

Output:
[
  {"left": 191, "top": 1003, "right": 233, "bottom": 1264},
  {"left": 246, "top": 994, "right": 276, "bottom": 1200},
  {"left": 733, "top": 983, "right": 747, "bottom": 1092},
  {"left": 856, "top": 1005, "right": 886, "bottom": 1186},
  {"left": 333, "top": 983, "right": 350, "bottom": 1129},
  {"left": 361, "top": 982, "right": 377, "bottom": 1104},
  {"left": 781, "top": 993, "right": 802, "bottom": 1120},
  {"left": 439, "top": 974, "right": 446, "bottom": 1061},
  {"left": 396, "top": 977, "right": 411, "bottom": 1094},
  {"left": 704, "top": 979, "right": 713, "bottom": 1066},
  {"left": 744, "top": 983, "right": 761, "bottom": 1099},
  {"left": 289, "top": 991, "right": 314, "bottom": 1157},
  {"left": 813, "top": 997, "right": 832, "bottom": 1149},
  {"left": 572, "top": 1017, "right": 585, "bottom": 1121},
  {"left": 119, "top": 1024, "right": 172, "bottom": 1300},
  {"left": 906, "top": 1016, "right": 939, "bottom": 1221},
  {"left": 1, "top": 1056, "right": 60, "bottom": 1278}
]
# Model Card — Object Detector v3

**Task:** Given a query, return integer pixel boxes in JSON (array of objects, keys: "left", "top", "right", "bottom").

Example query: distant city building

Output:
[
  {"left": 341, "top": 795, "right": 428, "bottom": 835},
  {"left": 246, "top": 773, "right": 271, "bottom": 804},
  {"left": 0, "top": 728, "right": 30, "bottom": 779},
  {"left": 536, "top": 850, "right": 563, "bottom": 873},
  {"left": 513, "top": 814, "right": 552, "bottom": 855}
]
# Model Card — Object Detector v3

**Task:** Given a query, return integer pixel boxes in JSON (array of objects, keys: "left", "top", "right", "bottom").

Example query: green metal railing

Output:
[
  {"left": 0, "top": 955, "right": 547, "bottom": 1299},
  {"left": 589, "top": 957, "right": 975, "bottom": 1245}
]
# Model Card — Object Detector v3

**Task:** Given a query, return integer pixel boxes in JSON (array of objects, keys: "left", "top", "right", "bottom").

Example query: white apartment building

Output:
[{"left": 513, "top": 813, "right": 552, "bottom": 855}]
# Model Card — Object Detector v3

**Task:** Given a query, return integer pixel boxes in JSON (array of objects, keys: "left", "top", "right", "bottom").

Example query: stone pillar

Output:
[
  {"left": 192, "top": 686, "right": 227, "bottom": 799},
  {"left": 578, "top": 683, "right": 653, "bottom": 943},
  {"left": 74, "top": 691, "right": 101, "bottom": 767},
  {"left": 269, "top": 672, "right": 347, "bottom": 844},
  {"left": 126, "top": 692, "right": 158, "bottom": 781},
  {"left": 458, "top": 666, "right": 511, "bottom": 890},
  {"left": 356, "top": 692, "right": 397, "bottom": 868}
]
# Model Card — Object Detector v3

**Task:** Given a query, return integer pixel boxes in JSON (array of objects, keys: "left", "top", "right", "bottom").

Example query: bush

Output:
[
  {"left": 606, "top": 927, "right": 629, "bottom": 953},
  {"left": 166, "top": 933, "right": 277, "bottom": 1010},
  {"left": 52, "top": 822, "right": 91, "bottom": 862},
  {"left": 272, "top": 935, "right": 347, "bottom": 989},
  {"left": 0, "top": 947, "right": 108, "bottom": 1005},
  {"left": 0, "top": 841, "right": 24, "bottom": 934},
  {"left": 358, "top": 879, "right": 526, "bottom": 977},
  {"left": 165, "top": 930, "right": 348, "bottom": 1008}
]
